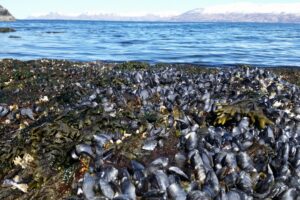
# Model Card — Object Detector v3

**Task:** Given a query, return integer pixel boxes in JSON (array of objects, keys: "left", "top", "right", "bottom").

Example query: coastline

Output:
[
  {"left": 10, "top": 19, "right": 300, "bottom": 24},
  {"left": 1, "top": 59, "right": 300, "bottom": 199}
]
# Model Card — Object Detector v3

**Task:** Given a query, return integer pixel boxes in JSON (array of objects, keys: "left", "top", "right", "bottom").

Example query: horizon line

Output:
[{"left": 13, "top": 19, "right": 300, "bottom": 24}]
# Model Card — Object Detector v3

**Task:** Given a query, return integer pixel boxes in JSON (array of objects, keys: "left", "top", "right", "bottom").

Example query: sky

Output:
[{"left": 1, "top": 0, "right": 300, "bottom": 18}]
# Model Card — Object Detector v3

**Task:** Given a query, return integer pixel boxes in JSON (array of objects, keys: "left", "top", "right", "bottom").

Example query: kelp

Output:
[{"left": 215, "top": 99, "right": 274, "bottom": 129}]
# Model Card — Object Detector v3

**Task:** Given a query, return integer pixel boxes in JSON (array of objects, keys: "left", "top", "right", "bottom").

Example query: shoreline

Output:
[
  {"left": 1, "top": 57, "right": 300, "bottom": 68},
  {"left": 7, "top": 19, "right": 300, "bottom": 24},
  {"left": 1, "top": 59, "right": 300, "bottom": 199},
  {"left": 1, "top": 58, "right": 300, "bottom": 84},
  {"left": 1, "top": 58, "right": 299, "bottom": 136}
]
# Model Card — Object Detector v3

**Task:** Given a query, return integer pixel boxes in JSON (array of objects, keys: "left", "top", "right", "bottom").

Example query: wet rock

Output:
[
  {"left": 0, "top": 27, "right": 15, "bottom": 33},
  {"left": 8, "top": 35, "right": 21, "bottom": 39},
  {"left": 45, "top": 31, "right": 65, "bottom": 34}
]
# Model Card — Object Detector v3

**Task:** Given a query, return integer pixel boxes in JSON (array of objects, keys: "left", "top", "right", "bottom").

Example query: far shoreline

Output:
[{"left": 4, "top": 19, "right": 300, "bottom": 25}]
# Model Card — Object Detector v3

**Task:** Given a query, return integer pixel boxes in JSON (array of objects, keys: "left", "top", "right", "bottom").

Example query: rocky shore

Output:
[
  {"left": 0, "top": 5, "right": 15, "bottom": 21},
  {"left": 0, "top": 59, "right": 300, "bottom": 199}
]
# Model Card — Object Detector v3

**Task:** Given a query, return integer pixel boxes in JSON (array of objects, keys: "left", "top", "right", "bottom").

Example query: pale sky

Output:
[{"left": 2, "top": 0, "right": 300, "bottom": 18}]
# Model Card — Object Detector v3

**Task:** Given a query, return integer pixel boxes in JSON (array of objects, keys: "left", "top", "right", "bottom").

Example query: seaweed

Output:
[
  {"left": 117, "top": 61, "right": 150, "bottom": 71},
  {"left": 214, "top": 99, "right": 274, "bottom": 129}
]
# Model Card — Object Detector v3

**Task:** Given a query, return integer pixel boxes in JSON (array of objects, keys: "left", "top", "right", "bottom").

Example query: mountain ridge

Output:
[{"left": 27, "top": 8, "right": 300, "bottom": 23}]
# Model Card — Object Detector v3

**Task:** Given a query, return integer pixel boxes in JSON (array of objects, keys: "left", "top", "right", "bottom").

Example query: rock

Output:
[
  {"left": 0, "top": 28, "right": 16, "bottom": 33},
  {"left": 8, "top": 35, "right": 21, "bottom": 38},
  {"left": 0, "top": 5, "right": 15, "bottom": 21},
  {"left": 45, "top": 31, "right": 65, "bottom": 34}
]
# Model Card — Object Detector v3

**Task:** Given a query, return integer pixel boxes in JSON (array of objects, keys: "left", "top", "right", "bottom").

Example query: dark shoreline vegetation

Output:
[{"left": 1, "top": 59, "right": 300, "bottom": 199}]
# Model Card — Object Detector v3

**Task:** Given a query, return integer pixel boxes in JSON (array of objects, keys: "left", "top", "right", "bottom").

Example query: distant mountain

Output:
[
  {"left": 27, "top": 12, "right": 169, "bottom": 22},
  {"left": 178, "top": 8, "right": 205, "bottom": 17},
  {"left": 0, "top": 5, "right": 15, "bottom": 21},
  {"left": 172, "top": 9, "right": 300, "bottom": 23},
  {"left": 28, "top": 8, "right": 300, "bottom": 23}
]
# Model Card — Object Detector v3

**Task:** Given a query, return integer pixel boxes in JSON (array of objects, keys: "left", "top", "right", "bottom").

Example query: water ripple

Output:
[{"left": 0, "top": 20, "right": 300, "bottom": 66}]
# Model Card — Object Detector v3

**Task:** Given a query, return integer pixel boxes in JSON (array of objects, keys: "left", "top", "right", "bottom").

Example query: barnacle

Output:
[{"left": 215, "top": 99, "right": 273, "bottom": 129}]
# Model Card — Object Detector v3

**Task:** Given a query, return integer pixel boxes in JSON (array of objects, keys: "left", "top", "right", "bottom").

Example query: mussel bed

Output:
[{"left": 0, "top": 60, "right": 300, "bottom": 199}]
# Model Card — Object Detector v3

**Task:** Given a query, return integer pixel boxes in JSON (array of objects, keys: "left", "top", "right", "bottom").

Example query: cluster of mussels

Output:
[{"left": 66, "top": 67, "right": 300, "bottom": 200}]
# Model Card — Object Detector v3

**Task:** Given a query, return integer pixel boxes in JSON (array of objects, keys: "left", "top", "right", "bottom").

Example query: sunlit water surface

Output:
[{"left": 1, "top": 20, "right": 300, "bottom": 66}]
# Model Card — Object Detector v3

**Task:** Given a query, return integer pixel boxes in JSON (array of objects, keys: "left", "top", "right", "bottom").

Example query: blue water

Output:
[{"left": 1, "top": 20, "right": 300, "bottom": 66}]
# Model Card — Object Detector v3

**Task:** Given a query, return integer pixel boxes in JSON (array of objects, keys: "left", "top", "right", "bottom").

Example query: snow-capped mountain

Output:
[
  {"left": 27, "top": 12, "right": 172, "bottom": 21},
  {"left": 27, "top": 8, "right": 300, "bottom": 23}
]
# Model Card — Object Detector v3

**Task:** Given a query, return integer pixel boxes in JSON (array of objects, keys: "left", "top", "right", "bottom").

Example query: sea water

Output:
[{"left": 0, "top": 20, "right": 300, "bottom": 66}]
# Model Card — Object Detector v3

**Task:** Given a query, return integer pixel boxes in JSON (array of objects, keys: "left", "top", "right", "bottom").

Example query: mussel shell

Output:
[
  {"left": 167, "top": 183, "right": 187, "bottom": 200},
  {"left": 101, "top": 166, "right": 119, "bottom": 183},
  {"left": 142, "top": 139, "right": 158, "bottom": 151},
  {"left": 175, "top": 152, "right": 186, "bottom": 169},
  {"left": 99, "top": 179, "right": 115, "bottom": 199},
  {"left": 237, "top": 171, "right": 253, "bottom": 194},
  {"left": 150, "top": 157, "right": 169, "bottom": 168},
  {"left": 185, "top": 132, "right": 198, "bottom": 151},
  {"left": 131, "top": 160, "right": 145, "bottom": 171},
  {"left": 20, "top": 108, "right": 35, "bottom": 120},
  {"left": 0, "top": 105, "right": 9, "bottom": 117},
  {"left": 168, "top": 166, "right": 189, "bottom": 181},
  {"left": 152, "top": 170, "right": 169, "bottom": 191},
  {"left": 187, "top": 190, "right": 210, "bottom": 200},
  {"left": 278, "top": 188, "right": 299, "bottom": 200},
  {"left": 82, "top": 173, "right": 96, "bottom": 200},
  {"left": 236, "top": 152, "right": 255, "bottom": 172},
  {"left": 121, "top": 178, "right": 136, "bottom": 200},
  {"left": 142, "top": 190, "right": 165, "bottom": 199},
  {"left": 75, "top": 144, "right": 95, "bottom": 158}
]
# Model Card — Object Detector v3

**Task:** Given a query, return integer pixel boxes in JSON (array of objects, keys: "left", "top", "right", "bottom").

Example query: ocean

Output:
[{"left": 0, "top": 20, "right": 300, "bottom": 66}]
